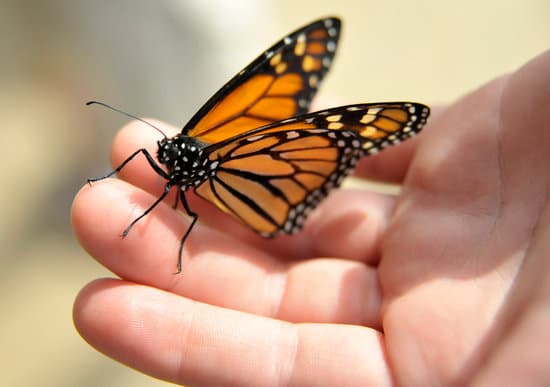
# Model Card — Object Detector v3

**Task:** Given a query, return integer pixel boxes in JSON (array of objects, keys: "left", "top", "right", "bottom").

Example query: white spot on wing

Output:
[{"left": 246, "top": 135, "right": 264, "bottom": 142}]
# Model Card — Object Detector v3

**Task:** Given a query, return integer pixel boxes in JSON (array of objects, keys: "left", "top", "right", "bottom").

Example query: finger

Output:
[
  {"left": 74, "top": 279, "right": 391, "bottom": 387},
  {"left": 354, "top": 105, "right": 445, "bottom": 183},
  {"left": 71, "top": 180, "right": 383, "bottom": 327}
]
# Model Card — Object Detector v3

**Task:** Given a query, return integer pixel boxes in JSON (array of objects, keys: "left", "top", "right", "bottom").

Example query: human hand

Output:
[{"left": 72, "top": 50, "right": 550, "bottom": 386}]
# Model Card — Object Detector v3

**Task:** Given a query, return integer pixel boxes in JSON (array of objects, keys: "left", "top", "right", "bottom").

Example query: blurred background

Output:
[{"left": 1, "top": 0, "right": 547, "bottom": 385}]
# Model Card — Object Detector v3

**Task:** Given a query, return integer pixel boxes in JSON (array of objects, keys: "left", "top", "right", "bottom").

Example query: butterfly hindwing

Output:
[
  {"left": 183, "top": 18, "right": 341, "bottom": 144},
  {"left": 194, "top": 102, "right": 429, "bottom": 236}
]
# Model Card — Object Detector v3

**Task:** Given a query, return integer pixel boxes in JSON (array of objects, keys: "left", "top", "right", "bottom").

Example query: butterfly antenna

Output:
[{"left": 86, "top": 100, "right": 168, "bottom": 139}]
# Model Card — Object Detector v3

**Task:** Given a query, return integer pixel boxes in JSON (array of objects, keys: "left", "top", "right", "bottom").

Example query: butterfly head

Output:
[{"left": 157, "top": 135, "right": 209, "bottom": 187}]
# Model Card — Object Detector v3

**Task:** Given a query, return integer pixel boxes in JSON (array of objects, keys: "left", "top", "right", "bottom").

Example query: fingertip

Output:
[
  {"left": 73, "top": 278, "right": 128, "bottom": 348},
  {"left": 70, "top": 184, "right": 88, "bottom": 234},
  {"left": 71, "top": 182, "right": 107, "bottom": 248},
  {"left": 73, "top": 277, "right": 117, "bottom": 321},
  {"left": 71, "top": 177, "right": 193, "bottom": 279},
  {"left": 71, "top": 180, "right": 128, "bottom": 258},
  {"left": 72, "top": 279, "right": 180, "bottom": 380}
]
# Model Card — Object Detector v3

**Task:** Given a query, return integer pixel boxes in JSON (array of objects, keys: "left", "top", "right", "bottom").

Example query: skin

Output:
[{"left": 72, "top": 50, "right": 550, "bottom": 386}]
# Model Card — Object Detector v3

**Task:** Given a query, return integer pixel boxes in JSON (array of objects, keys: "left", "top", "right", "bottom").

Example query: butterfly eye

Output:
[{"left": 157, "top": 140, "right": 179, "bottom": 163}]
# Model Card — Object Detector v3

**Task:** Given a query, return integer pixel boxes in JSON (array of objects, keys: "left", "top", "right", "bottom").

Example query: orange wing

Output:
[
  {"left": 194, "top": 102, "right": 430, "bottom": 235},
  {"left": 183, "top": 18, "right": 341, "bottom": 144}
]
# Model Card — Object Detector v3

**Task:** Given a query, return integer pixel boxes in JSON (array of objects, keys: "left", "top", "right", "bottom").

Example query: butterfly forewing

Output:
[
  {"left": 183, "top": 18, "right": 341, "bottom": 144},
  {"left": 193, "top": 102, "right": 429, "bottom": 236}
]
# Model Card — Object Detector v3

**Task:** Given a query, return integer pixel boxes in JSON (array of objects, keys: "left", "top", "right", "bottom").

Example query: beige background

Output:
[{"left": 1, "top": 0, "right": 548, "bottom": 386}]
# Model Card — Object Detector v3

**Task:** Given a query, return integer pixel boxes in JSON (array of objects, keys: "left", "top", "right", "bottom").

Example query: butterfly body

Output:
[
  {"left": 157, "top": 135, "right": 212, "bottom": 190},
  {"left": 88, "top": 17, "right": 430, "bottom": 272}
]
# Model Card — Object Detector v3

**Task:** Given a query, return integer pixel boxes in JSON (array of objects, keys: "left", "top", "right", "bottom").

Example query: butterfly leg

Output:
[
  {"left": 120, "top": 182, "right": 173, "bottom": 239},
  {"left": 88, "top": 148, "right": 169, "bottom": 184},
  {"left": 174, "top": 191, "right": 198, "bottom": 274},
  {"left": 172, "top": 194, "right": 179, "bottom": 210}
]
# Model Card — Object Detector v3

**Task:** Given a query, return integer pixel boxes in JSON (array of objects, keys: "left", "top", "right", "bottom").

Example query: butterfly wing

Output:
[
  {"left": 183, "top": 18, "right": 341, "bottom": 144},
  {"left": 193, "top": 102, "right": 430, "bottom": 235}
]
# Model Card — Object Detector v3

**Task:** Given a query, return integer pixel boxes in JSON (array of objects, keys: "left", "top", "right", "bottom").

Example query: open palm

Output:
[{"left": 72, "top": 51, "right": 550, "bottom": 386}]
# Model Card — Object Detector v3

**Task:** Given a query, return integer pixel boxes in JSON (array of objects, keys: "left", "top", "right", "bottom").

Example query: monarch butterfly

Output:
[{"left": 88, "top": 17, "right": 430, "bottom": 273}]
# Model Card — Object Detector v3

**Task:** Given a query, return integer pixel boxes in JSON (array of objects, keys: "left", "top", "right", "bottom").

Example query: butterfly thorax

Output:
[{"left": 157, "top": 135, "right": 214, "bottom": 190}]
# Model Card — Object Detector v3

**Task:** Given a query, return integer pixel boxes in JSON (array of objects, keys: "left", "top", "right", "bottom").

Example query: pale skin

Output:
[{"left": 72, "top": 51, "right": 550, "bottom": 386}]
